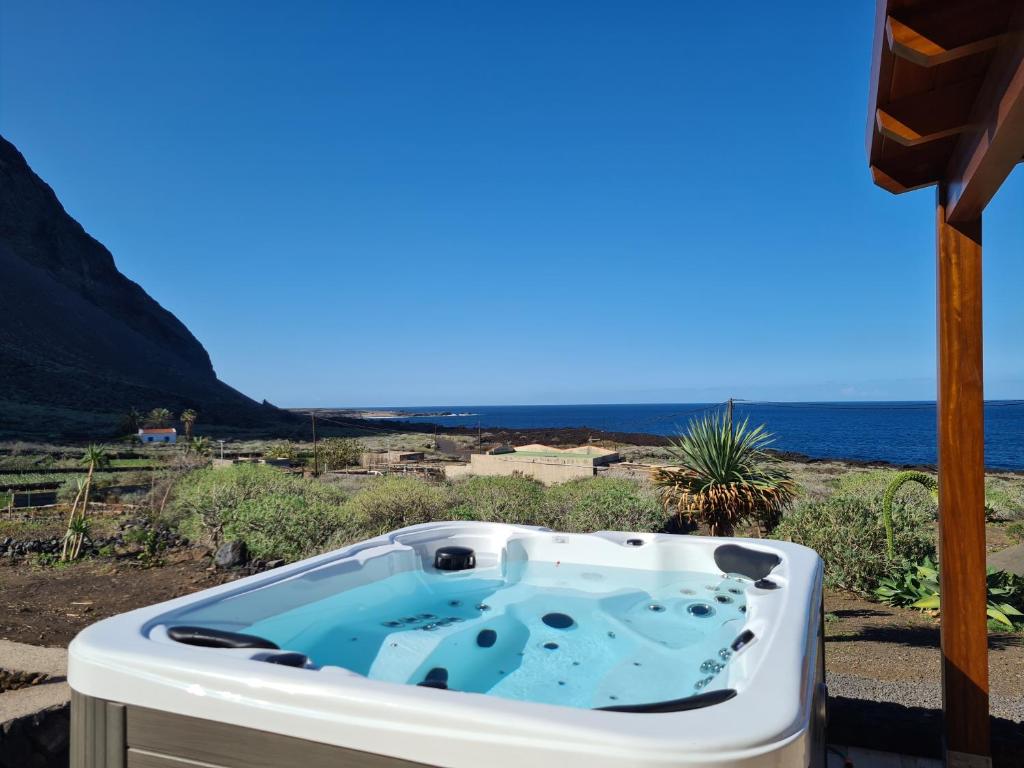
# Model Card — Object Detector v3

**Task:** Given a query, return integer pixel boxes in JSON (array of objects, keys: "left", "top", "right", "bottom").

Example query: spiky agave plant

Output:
[{"left": 652, "top": 412, "right": 796, "bottom": 537}]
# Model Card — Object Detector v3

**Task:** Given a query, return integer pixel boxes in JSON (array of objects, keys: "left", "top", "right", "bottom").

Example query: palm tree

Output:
[
  {"left": 145, "top": 408, "right": 174, "bottom": 428},
  {"left": 180, "top": 409, "right": 197, "bottom": 440},
  {"left": 652, "top": 412, "right": 796, "bottom": 537},
  {"left": 62, "top": 443, "right": 109, "bottom": 560},
  {"left": 118, "top": 407, "right": 142, "bottom": 436}
]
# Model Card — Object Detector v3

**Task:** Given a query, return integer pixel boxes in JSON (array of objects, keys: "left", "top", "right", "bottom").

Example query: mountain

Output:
[{"left": 0, "top": 135, "right": 297, "bottom": 439}]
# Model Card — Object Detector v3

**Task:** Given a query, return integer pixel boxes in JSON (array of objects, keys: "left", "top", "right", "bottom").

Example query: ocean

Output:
[{"left": 370, "top": 402, "right": 1024, "bottom": 471}]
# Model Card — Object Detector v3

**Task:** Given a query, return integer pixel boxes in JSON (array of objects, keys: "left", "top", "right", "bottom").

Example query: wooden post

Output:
[
  {"left": 936, "top": 184, "right": 990, "bottom": 767},
  {"left": 310, "top": 412, "right": 319, "bottom": 477}
]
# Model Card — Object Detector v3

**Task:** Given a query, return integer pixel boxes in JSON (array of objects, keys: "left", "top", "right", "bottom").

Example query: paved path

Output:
[{"left": 0, "top": 640, "right": 69, "bottom": 721}]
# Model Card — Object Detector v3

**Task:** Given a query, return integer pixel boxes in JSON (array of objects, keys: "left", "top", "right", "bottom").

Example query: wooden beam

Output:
[
  {"left": 945, "top": 5, "right": 1024, "bottom": 223},
  {"left": 875, "top": 79, "right": 981, "bottom": 147},
  {"left": 865, "top": 0, "right": 893, "bottom": 164},
  {"left": 887, "top": 16, "right": 1007, "bottom": 68},
  {"left": 870, "top": 164, "right": 932, "bottom": 194},
  {"left": 936, "top": 185, "right": 989, "bottom": 767}
]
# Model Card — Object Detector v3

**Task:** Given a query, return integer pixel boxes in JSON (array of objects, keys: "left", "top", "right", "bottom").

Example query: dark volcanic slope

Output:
[{"left": 0, "top": 135, "right": 292, "bottom": 438}]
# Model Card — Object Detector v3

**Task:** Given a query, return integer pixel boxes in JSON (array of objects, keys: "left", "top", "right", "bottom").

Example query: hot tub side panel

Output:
[{"left": 69, "top": 690, "right": 432, "bottom": 768}]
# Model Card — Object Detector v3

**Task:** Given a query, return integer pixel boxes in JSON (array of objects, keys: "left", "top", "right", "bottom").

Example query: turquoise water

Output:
[{"left": 245, "top": 562, "right": 751, "bottom": 709}]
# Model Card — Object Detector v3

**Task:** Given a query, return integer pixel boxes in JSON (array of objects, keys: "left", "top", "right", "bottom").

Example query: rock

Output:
[
  {"left": 987, "top": 543, "right": 1024, "bottom": 577},
  {"left": 266, "top": 559, "right": 285, "bottom": 570},
  {"left": 0, "top": 135, "right": 297, "bottom": 438},
  {"left": 214, "top": 540, "right": 248, "bottom": 569}
]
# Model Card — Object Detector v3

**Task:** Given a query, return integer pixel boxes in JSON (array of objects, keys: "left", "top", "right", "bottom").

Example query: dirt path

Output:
[
  {"left": 823, "top": 591, "right": 1024, "bottom": 701},
  {"left": 0, "top": 552, "right": 232, "bottom": 646}
]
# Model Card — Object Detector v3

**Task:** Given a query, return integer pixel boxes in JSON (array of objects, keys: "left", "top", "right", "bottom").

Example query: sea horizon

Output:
[{"left": 314, "top": 400, "right": 1024, "bottom": 471}]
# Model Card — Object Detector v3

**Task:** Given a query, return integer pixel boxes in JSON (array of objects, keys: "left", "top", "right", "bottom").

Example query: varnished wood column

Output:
[{"left": 936, "top": 184, "right": 989, "bottom": 767}]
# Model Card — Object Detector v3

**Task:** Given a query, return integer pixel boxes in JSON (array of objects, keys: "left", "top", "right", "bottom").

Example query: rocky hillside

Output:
[{"left": 0, "top": 135, "right": 296, "bottom": 438}]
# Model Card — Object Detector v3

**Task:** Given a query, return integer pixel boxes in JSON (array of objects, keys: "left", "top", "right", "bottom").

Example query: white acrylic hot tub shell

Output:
[{"left": 69, "top": 522, "right": 825, "bottom": 768}]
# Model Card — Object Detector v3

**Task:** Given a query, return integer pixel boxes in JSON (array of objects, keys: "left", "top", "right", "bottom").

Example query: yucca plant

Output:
[
  {"left": 61, "top": 443, "right": 108, "bottom": 561},
  {"left": 652, "top": 412, "right": 796, "bottom": 537}
]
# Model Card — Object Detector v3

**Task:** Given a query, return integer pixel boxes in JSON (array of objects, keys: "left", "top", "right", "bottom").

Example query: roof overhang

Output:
[{"left": 866, "top": 0, "right": 1024, "bottom": 222}]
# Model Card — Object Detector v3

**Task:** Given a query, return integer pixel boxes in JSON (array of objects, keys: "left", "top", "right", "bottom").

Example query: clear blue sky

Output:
[{"left": 2, "top": 1, "right": 1022, "bottom": 407}]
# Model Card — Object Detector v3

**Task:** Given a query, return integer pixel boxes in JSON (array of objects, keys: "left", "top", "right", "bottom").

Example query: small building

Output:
[
  {"left": 445, "top": 444, "right": 619, "bottom": 485},
  {"left": 138, "top": 427, "right": 176, "bottom": 444},
  {"left": 360, "top": 450, "right": 425, "bottom": 468}
]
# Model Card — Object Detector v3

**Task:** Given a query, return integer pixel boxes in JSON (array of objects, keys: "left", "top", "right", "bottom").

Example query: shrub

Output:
[
  {"left": 171, "top": 464, "right": 351, "bottom": 561},
  {"left": 543, "top": 477, "right": 666, "bottom": 534},
  {"left": 222, "top": 492, "right": 358, "bottom": 562},
  {"left": 337, "top": 476, "right": 450, "bottom": 540},
  {"left": 1007, "top": 521, "right": 1024, "bottom": 545},
  {"left": 447, "top": 475, "right": 546, "bottom": 525},
  {"left": 875, "top": 557, "right": 1024, "bottom": 629},
  {"left": 262, "top": 441, "right": 300, "bottom": 461},
  {"left": 774, "top": 495, "right": 934, "bottom": 593},
  {"left": 830, "top": 469, "right": 895, "bottom": 499},
  {"left": 881, "top": 471, "right": 937, "bottom": 559},
  {"left": 319, "top": 438, "right": 362, "bottom": 470}
]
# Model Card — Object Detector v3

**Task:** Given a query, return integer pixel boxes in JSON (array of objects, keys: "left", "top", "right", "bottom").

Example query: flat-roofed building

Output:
[{"left": 444, "top": 444, "right": 619, "bottom": 485}]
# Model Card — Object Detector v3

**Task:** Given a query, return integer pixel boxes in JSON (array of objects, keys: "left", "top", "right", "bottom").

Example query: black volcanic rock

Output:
[{"left": 0, "top": 135, "right": 296, "bottom": 438}]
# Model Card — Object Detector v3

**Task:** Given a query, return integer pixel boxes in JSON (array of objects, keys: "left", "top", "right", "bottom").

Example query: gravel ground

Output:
[{"left": 827, "top": 672, "right": 1024, "bottom": 723}]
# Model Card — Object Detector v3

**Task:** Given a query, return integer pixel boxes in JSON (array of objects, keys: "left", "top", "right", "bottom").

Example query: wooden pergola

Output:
[{"left": 866, "top": 1, "right": 1024, "bottom": 765}]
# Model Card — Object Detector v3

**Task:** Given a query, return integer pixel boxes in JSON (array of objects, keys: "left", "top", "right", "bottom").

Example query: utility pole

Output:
[
  {"left": 311, "top": 411, "right": 319, "bottom": 477},
  {"left": 477, "top": 420, "right": 481, "bottom": 450},
  {"left": 218, "top": 440, "right": 225, "bottom": 460}
]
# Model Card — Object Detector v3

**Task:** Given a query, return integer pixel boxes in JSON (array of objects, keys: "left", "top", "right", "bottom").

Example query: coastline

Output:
[{"left": 294, "top": 409, "right": 1023, "bottom": 475}]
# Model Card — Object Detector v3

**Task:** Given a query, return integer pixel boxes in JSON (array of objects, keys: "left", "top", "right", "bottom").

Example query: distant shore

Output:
[
  {"left": 289, "top": 408, "right": 1024, "bottom": 474},
  {"left": 332, "top": 409, "right": 479, "bottom": 420},
  {"left": 290, "top": 403, "right": 1024, "bottom": 473}
]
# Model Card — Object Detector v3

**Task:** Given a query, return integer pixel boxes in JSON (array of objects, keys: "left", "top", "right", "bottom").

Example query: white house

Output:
[{"left": 138, "top": 427, "right": 176, "bottom": 444}]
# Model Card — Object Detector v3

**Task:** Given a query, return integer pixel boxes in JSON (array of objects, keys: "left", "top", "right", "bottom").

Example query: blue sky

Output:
[{"left": 2, "top": 1, "right": 1022, "bottom": 407}]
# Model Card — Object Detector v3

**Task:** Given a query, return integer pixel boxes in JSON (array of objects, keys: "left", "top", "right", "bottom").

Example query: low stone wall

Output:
[
  {"left": 0, "top": 701, "right": 69, "bottom": 768},
  {"left": 0, "top": 518, "right": 187, "bottom": 560}
]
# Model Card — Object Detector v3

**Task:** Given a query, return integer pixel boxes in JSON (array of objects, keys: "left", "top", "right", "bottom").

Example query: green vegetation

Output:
[
  {"left": 775, "top": 494, "right": 935, "bottom": 593},
  {"left": 172, "top": 464, "right": 353, "bottom": 561},
  {"left": 185, "top": 436, "right": 211, "bottom": 456},
  {"left": 172, "top": 466, "right": 666, "bottom": 561},
  {"left": 875, "top": 557, "right": 1024, "bottom": 629},
  {"left": 336, "top": 476, "right": 449, "bottom": 540},
  {"left": 262, "top": 441, "right": 300, "bottom": 461},
  {"left": 61, "top": 444, "right": 109, "bottom": 561},
  {"left": 319, "top": 438, "right": 362, "bottom": 470},
  {"left": 542, "top": 477, "right": 665, "bottom": 533},
  {"left": 144, "top": 408, "right": 174, "bottom": 428},
  {"left": 448, "top": 475, "right": 546, "bottom": 525},
  {"left": 180, "top": 409, "right": 198, "bottom": 440},
  {"left": 4, "top": 432, "right": 1022, "bottom": 639},
  {"left": 881, "top": 471, "right": 938, "bottom": 559},
  {"left": 652, "top": 413, "right": 796, "bottom": 536},
  {"left": 1007, "top": 521, "right": 1024, "bottom": 545},
  {"left": 118, "top": 408, "right": 142, "bottom": 436}
]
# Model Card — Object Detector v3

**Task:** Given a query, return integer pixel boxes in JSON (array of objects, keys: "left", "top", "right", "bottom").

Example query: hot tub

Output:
[{"left": 68, "top": 522, "right": 825, "bottom": 768}]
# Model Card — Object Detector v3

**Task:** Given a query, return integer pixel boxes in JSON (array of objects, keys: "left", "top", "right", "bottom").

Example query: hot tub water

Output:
[{"left": 240, "top": 561, "right": 752, "bottom": 709}]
